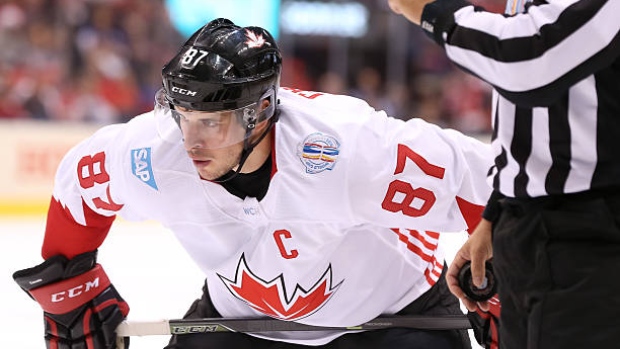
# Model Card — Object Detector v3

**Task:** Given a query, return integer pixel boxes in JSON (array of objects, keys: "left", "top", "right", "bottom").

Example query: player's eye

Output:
[{"left": 201, "top": 119, "right": 221, "bottom": 128}]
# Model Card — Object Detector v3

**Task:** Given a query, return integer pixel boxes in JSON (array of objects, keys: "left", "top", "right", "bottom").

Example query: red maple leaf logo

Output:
[
  {"left": 219, "top": 255, "right": 341, "bottom": 321},
  {"left": 245, "top": 29, "right": 267, "bottom": 48}
]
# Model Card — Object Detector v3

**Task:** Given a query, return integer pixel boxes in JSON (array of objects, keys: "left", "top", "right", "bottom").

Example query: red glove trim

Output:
[
  {"left": 30, "top": 265, "right": 111, "bottom": 315},
  {"left": 83, "top": 307, "right": 96, "bottom": 349},
  {"left": 489, "top": 320, "right": 499, "bottom": 349},
  {"left": 95, "top": 298, "right": 130, "bottom": 317},
  {"left": 45, "top": 317, "right": 59, "bottom": 349}
]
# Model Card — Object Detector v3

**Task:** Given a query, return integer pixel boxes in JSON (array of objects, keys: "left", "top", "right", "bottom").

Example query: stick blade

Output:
[{"left": 116, "top": 319, "right": 171, "bottom": 336}]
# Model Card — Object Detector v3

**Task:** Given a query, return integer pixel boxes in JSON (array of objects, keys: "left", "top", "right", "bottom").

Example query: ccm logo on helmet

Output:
[
  {"left": 51, "top": 277, "right": 100, "bottom": 303},
  {"left": 172, "top": 86, "right": 197, "bottom": 96}
]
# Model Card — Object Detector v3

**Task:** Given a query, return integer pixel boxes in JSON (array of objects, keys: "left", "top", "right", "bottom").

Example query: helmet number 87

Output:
[
  {"left": 381, "top": 144, "right": 445, "bottom": 217},
  {"left": 181, "top": 47, "right": 209, "bottom": 69}
]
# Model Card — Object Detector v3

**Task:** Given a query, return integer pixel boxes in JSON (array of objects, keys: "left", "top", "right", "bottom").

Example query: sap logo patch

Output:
[{"left": 131, "top": 148, "right": 158, "bottom": 190}]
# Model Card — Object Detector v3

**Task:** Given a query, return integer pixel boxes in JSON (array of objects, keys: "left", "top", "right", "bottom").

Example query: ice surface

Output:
[{"left": 1, "top": 218, "right": 482, "bottom": 349}]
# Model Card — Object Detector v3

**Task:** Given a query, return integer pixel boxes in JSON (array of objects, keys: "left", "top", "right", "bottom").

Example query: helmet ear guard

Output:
[{"left": 246, "top": 86, "right": 277, "bottom": 128}]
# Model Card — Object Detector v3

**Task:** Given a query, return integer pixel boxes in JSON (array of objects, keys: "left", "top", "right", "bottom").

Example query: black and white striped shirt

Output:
[{"left": 422, "top": 0, "right": 620, "bottom": 200}]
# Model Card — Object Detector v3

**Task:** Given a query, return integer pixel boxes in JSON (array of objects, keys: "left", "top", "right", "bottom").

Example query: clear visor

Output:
[{"left": 154, "top": 88, "right": 259, "bottom": 149}]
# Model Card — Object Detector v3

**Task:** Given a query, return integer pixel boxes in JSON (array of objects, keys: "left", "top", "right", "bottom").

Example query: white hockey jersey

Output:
[{"left": 43, "top": 88, "right": 493, "bottom": 345}]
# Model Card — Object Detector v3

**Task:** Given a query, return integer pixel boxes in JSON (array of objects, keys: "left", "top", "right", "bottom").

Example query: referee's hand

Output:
[
  {"left": 386, "top": 0, "right": 434, "bottom": 25},
  {"left": 447, "top": 218, "right": 494, "bottom": 312}
]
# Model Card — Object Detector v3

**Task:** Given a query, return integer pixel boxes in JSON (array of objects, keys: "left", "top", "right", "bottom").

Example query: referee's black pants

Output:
[{"left": 493, "top": 191, "right": 620, "bottom": 349}]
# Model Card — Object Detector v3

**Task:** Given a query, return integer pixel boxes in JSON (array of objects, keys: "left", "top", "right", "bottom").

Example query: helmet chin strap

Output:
[{"left": 212, "top": 111, "right": 277, "bottom": 183}]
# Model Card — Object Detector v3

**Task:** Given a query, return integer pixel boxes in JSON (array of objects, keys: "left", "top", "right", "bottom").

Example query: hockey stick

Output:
[
  {"left": 117, "top": 314, "right": 472, "bottom": 336},
  {"left": 115, "top": 315, "right": 472, "bottom": 347}
]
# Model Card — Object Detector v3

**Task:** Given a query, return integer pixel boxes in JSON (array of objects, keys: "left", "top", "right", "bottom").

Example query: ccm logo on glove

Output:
[
  {"left": 29, "top": 265, "right": 111, "bottom": 314},
  {"left": 51, "top": 277, "right": 100, "bottom": 302}
]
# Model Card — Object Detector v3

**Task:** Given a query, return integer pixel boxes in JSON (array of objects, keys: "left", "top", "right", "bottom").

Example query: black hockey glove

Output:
[
  {"left": 13, "top": 251, "right": 130, "bottom": 349},
  {"left": 467, "top": 295, "right": 500, "bottom": 349}
]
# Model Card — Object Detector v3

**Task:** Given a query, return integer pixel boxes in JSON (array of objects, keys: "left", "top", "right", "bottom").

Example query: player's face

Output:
[
  {"left": 177, "top": 107, "right": 246, "bottom": 180},
  {"left": 187, "top": 142, "right": 244, "bottom": 180}
]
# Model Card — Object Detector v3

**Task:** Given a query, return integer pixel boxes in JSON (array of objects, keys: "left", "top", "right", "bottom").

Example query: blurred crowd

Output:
[
  {"left": 0, "top": 0, "right": 503, "bottom": 134},
  {"left": 0, "top": 0, "right": 182, "bottom": 124}
]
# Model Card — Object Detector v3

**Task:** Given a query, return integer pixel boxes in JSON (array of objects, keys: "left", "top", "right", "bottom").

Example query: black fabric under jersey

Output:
[{"left": 218, "top": 154, "right": 272, "bottom": 201}]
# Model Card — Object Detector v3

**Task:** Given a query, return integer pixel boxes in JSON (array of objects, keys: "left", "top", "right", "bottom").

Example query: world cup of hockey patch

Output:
[
  {"left": 298, "top": 132, "right": 340, "bottom": 174},
  {"left": 131, "top": 147, "right": 158, "bottom": 190}
]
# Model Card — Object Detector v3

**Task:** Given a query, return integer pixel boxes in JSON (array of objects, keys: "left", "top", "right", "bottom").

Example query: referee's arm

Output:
[{"left": 421, "top": 0, "right": 620, "bottom": 107}]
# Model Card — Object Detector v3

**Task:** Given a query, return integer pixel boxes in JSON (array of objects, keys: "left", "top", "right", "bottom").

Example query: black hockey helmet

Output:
[{"left": 161, "top": 18, "right": 282, "bottom": 115}]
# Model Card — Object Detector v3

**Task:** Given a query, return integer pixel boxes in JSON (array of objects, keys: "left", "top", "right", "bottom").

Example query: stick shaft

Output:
[{"left": 116, "top": 315, "right": 472, "bottom": 337}]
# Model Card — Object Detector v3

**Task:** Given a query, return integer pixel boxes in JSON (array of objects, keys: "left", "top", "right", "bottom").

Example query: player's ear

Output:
[
  {"left": 260, "top": 98, "right": 271, "bottom": 111},
  {"left": 254, "top": 99, "right": 272, "bottom": 128}
]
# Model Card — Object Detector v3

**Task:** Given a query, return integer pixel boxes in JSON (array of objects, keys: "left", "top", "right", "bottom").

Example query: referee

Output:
[{"left": 387, "top": 1, "right": 620, "bottom": 348}]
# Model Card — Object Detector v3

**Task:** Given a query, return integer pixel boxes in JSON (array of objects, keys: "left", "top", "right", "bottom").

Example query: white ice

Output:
[{"left": 1, "top": 218, "right": 482, "bottom": 349}]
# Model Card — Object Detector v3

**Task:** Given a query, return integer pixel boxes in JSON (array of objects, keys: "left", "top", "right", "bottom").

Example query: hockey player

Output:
[{"left": 13, "top": 18, "right": 494, "bottom": 349}]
